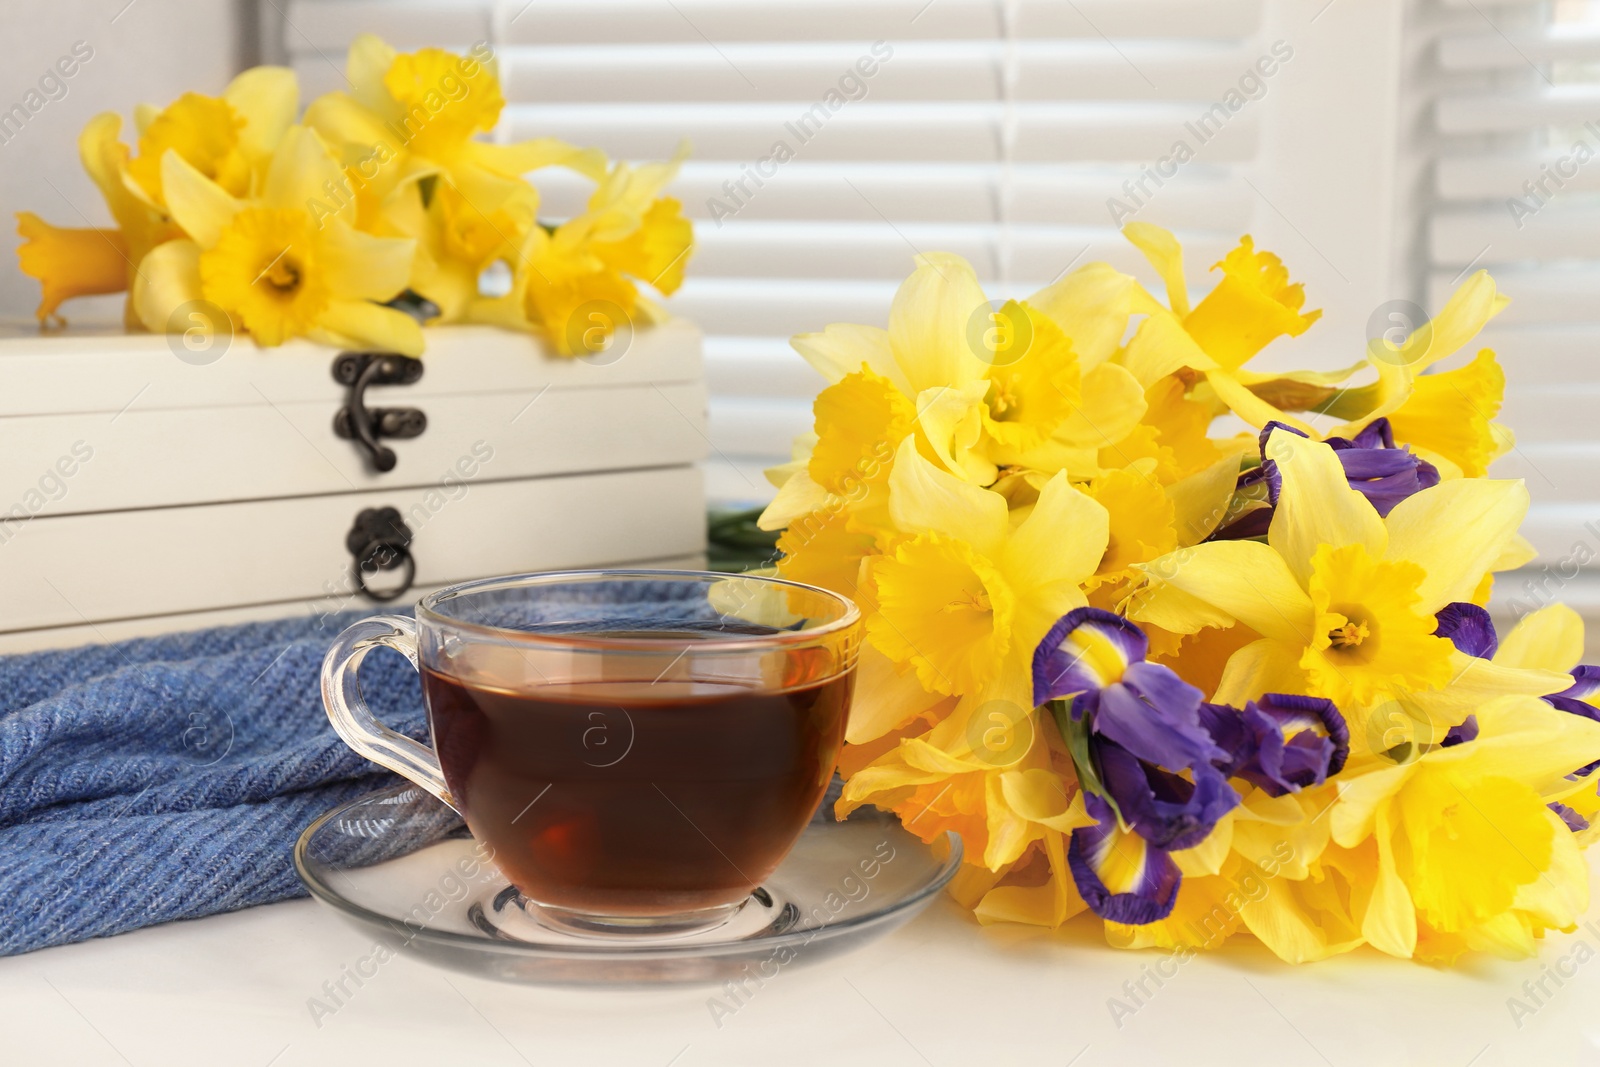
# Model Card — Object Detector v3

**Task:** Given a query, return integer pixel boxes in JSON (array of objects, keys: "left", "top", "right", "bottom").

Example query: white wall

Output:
[{"left": 0, "top": 0, "right": 245, "bottom": 320}]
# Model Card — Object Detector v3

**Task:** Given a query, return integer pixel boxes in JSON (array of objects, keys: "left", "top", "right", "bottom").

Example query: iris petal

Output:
[
  {"left": 1253, "top": 417, "right": 1439, "bottom": 522},
  {"left": 1098, "top": 741, "right": 1239, "bottom": 850},
  {"left": 1031, "top": 607, "right": 1147, "bottom": 705},
  {"left": 1068, "top": 793, "right": 1182, "bottom": 924},
  {"left": 1551, "top": 801, "right": 1590, "bottom": 833},
  {"left": 1094, "top": 666, "right": 1224, "bottom": 771},
  {"left": 1434, "top": 602, "right": 1499, "bottom": 660}
]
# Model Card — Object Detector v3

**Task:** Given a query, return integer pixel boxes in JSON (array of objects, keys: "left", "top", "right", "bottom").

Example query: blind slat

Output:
[
  {"left": 536, "top": 163, "right": 1255, "bottom": 230},
  {"left": 495, "top": 0, "right": 1264, "bottom": 46},
  {"left": 1437, "top": 90, "right": 1600, "bottom": 135},
  {"left": 502, "top": 102, "right": 1259, "bottom": 163},
  {"left": 1492, "top": 444, "right": 1600, "bottom": 498},
  {"left": 496, "top": 41, "right": 1258, "bottom": 104},
  {"left": 1439, "top": 29, "right": 1600, "bottom": 70},
  {"left": 1431, "top": 206, "right": 1600, "bottom": 265},
  {"left": 687, "top": 224, "right": 1237, "bottom": 282},
  {"left": 1436, "top": 152, "right": 1600, "bottom": 199}
]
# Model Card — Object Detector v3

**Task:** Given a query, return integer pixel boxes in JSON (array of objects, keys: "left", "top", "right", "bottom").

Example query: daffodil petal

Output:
[
  {"left": 1364, "top": 803, "right": 1418, "bottom": 958},
  {"left": 315, "top": 299, "right": 424, "bottom": 357},
  {"left": 1383, "top": 477, "right": 1529, "bottom": 615},
  {"left": 1125, "top": 579, "right": 1237, "bottom": 635},
  {"left": 757, "top": 468, "right": 830, "bottom": 531},
  {"left": 1122, "top": 221, "right": 1191, "bottom": 318},
  {"left": 319, "top": 221, "right": 414, "bottom": 302},
  {"left": 346, "top": 33, "right": 399, "bottom": 115},
  {"left": 1134, "top": 540, "right": 1315, "bottom": 645},
  {"left": 1207, "top": 370, "right": 1317, "bottom": 433},
  {"left": 1120, "top": 309, "right": 1217, "bottom": 386},
  {"left": 475, "top": 137, "right": 608, "bottom": 181},
  {"left": 974, "top": 830, "right": 1085, "bottom": 927},
  {"left": 915, "top": 380, "right": 992, "bottom": 483},
  {"left": 845, "top": 645, "right": 948, "bottom": 745},
  {"left": 1460, "top": 695, "right": 1600, "bottom": 796},
  {"left": 1404, "top": 653, "right": 1574, "bottom": 732},
  {"left": 1027, "top": 261, "right": 1139, "bottom": 370},
  {"left": 790, "top": 323, "right": 906, "bottom": 391},
  {"left": 131, "top": 238, "right": 204, "bottom": 333},
  {"left": 159, "top": 151, "right": 241, "bottom": 248},
  {"left": 1056, "top": 362, "right": 1147, "bottom": 451},
  {"left": 1166, "top": 452, "right": 1244, "bottom": 547},
  {"left": 888, "top": 252, "right": 990, "bottom": 392},
  {"left": 304, "top": 88, "right": 392, "bottom": 153},
  {"left": 1002, "top": 472, "right": 1109, "bottom": 606},
  {"left": 1416, "top": 270, "right": 1505, "bottom": 373},
  {"left": 1213, "top": 636, "right": 1309, "bottom": 706},
  {"left": 1496, "top": 603, "right": 1585, "bottom": 674},
  {"left": 1330, "top": 762, "right": 1415, "bottom": 847},
  {"left": 1266, "top": 428, "right": 1387, "bottom": 584},
  {"left": 1510, "top": 806, "right": 1589, "bottom": 928},
  {"left": 886, "top": 436, "right": 1008, "bottom": 556},
  {"left": 1170, "top": 809, "right": 1232, "bottom": 876},
  {"left": 1238, "top": 871, "right": 1365, "bottom": 963},
  {"left": 224, "top": 65, "right": 298, "bottom": 164},
  {"left": 263, "top": 125, "right": 344, "bottom": 217}
]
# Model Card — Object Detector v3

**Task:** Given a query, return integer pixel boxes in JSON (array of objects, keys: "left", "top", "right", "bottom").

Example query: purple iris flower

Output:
[
  {"left": 1033, "top": 608, "right": 1228, "bottom": 772},
  {"left": 1034, "top": 609, "right": 1344, "bottom": 925},
  {"left": 1432, "top": 602, "right": 1600, "bottom": 793},
  {"left": 1067, "top": 792, "right": 1182, "bottom": 925},
  {"left": 1210, "top": 419, "right": 1440, "bottom": 540},
  {"left": 1200, "top": 694, "right": 1348, "bottom": 798}
]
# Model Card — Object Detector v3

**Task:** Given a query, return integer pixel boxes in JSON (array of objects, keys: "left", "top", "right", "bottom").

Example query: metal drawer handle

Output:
[{"left": 346, "top": 506, "right": 415, "bottom": 603}]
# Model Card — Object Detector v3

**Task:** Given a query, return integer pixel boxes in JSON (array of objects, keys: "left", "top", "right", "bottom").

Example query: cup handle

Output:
[{"left": 320, "top": 614, "right": 455, "bottom": 811}]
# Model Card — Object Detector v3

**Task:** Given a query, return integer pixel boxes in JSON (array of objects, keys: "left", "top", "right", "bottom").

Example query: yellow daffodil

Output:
[
  {"left": 15, "top": 66, "right": 296, "bottom": 326},
  {"left": 855, "top": 438, "right": 1108, "bottom": 712},
  {"left": 1128, "top": 429, "right": 1569, "bottom": 725},
  {"left": 380, "top": 179, "right": 523, "bottom": 322},
  {"left": 1331, "top": 694, "right": 1600, "bottom": 960},
  {"left": 125, "top": 66, "right": 299, "bottom": 205},
  {"left": 133, "top": 125, "right": 422, "bottom": 354},
  {"left": 469, "top": 146, "right": 694, "bottom": 355},
  {"left": 305, "top": 35, "right": 604, "bottom": 220},
  {"left": 759, "top": 253, "right": 1145, "bottom": 533},
  {"left": 1319, "top": 271, "right": 1513, "bottom": 474},
  {"left": 838, "top": 703, "right": 1094, "bottom": 870},
  {"left": 1117, "top": 224, "right": 1350, "bottom": 434}
]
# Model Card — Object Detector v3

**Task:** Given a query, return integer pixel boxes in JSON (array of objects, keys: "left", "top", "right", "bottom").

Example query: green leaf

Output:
[{"left": 1049, "top": 698, "right": 1121, "bottom": 825}]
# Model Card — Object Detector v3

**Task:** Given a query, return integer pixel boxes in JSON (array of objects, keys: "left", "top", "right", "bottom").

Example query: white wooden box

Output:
[{"left": 0, "top": 320, "right": 709, "bottom": 651}]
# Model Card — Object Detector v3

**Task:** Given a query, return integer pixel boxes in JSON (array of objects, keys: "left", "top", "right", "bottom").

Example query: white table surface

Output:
[{"left": 7, "top": 862, "right": 1600, "bottom": 1067}]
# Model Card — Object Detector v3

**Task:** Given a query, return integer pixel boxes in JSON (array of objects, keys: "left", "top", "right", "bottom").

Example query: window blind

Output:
[
  {"left": 279, "top": 0, "right": 1398, "bottom": 505},
  {"left": 1411, "top": 0, "right": 1600, "bottom": 615}
]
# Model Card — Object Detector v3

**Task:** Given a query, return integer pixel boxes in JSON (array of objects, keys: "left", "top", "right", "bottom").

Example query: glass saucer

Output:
[{"left": 293, "top": 785, "right": 962, "bottom": 985}]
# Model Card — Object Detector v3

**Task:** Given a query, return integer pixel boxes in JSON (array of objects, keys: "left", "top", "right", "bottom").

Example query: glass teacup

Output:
[{"left": 321, "top": 569, "right": 862, "bottom": 938}]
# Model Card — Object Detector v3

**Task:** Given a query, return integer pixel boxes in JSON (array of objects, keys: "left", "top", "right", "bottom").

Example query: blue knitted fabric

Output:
[{"left": 0, "top": 612, "right": 431, "bottom": 956}]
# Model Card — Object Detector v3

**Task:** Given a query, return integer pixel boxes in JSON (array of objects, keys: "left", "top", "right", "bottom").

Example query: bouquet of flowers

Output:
[
  {"left": 16, "top": 36, "right": 691, "bottom": 358},
  {"left": 761, "top": 225, "right": 1600, "bottom": 965}
]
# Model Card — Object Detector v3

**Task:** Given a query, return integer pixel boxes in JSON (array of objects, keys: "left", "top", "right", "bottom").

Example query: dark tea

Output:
[{"left": 423, "top": 655, "right": 853, "bottom": 917}]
